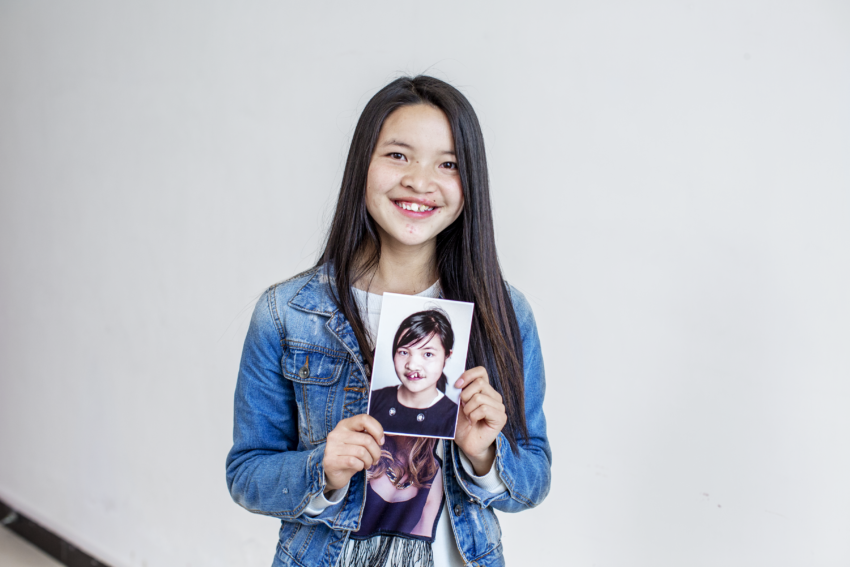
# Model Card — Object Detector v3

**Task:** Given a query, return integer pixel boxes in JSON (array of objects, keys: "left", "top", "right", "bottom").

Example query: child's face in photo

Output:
[{"left": 393, "top": 333, "right": 449, "bottom": 395}]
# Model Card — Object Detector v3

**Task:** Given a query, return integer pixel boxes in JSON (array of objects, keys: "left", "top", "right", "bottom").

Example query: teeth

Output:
[{"left": 397, "top": 201, "right": 434, "bottom": 212}]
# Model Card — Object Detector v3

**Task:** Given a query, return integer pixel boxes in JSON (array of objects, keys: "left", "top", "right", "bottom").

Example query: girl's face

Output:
[
  {"left": 393, "top": 333, "right": 450, "bottom": 395},
  {"left": 365, "top": 104, "right": 464, "bottom": 252}
]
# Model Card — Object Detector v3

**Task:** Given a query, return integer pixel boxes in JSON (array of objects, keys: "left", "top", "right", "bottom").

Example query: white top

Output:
[{"left": 304, "top": 282, "right": 507, "bottom": 566}]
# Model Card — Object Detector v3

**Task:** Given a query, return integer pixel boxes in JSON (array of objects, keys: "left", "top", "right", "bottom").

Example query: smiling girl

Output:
[
  {"left": 227, "top": 76, "right": 551, "bottom": 567},
  {"left": 369, "top": 308, "right": 460, "bottom": 438}
]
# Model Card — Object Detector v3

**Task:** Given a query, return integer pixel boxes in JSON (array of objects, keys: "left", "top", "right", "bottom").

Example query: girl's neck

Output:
[
  {"left": 396, "top": 385, "right": 442, "bottom": 409},
  {"left": 354, "top": 237, "right": 438, "bottom": 296}
]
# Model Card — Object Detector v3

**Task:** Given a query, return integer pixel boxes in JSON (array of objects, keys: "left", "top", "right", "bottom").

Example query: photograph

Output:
[{"left": 367, "top": 293, "right": 474, "bottom": 439}]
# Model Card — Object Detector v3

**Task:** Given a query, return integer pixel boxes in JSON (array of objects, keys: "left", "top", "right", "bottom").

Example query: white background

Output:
[
  {"left": 1, "top": 1, "right": 848, "bottom": 566},
  {"left": 368, "top": 294, "right": 474, "bottom": 417}
]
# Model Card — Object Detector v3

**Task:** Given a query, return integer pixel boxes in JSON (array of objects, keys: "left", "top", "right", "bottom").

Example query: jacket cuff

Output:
[
  {"left": 450, "top": 436, "right": 511, "bottom": 507},
  {"left": 457, "top": 448, "right": 507, "bottom": 494},
  {"left": 306, "top": 443, "right": 328, "bottom": 496},
  {"left": 303, "top": 476, "right": 350, "bottom": 517},
  {"left": 304, "top": 445, "right": 367, "bottom": 530}
]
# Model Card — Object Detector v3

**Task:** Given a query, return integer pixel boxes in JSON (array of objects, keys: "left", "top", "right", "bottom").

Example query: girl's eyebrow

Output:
[
  {"left": 380, "top": 139, "right": 455, "bottom": 156},
  {"left": 381, "top": 139, "right": 412, "bottom": 149},
  {"left": 399, "top": 343, "right": 439, "bottom": 351}
]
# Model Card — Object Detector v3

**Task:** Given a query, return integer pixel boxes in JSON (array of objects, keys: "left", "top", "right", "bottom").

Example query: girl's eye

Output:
[
  {"left": 441, "top": 161, "right": 458, "bottom": 170},
  {"left": 389, "top": 152, "right": 406, "bottom": 160},
  {"left": 397, "top": 349, "right": 408, "bottom": 356},
  {"left": 424, "top": 352, "right": 433, "bottom": 358}
]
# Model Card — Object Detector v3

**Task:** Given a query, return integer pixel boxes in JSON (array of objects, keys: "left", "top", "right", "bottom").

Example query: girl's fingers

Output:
[
  {"left": 453, "top": 368, "right": 506, "bottom": 460},
  {"left": 454, "top": 366, "right": 488, "bottom": 389},
  {"left": 330, "top": 443, "right": 378, "bottom": 471},
  {"left": 337, "top": 444, "right": 377, "bottom": 470},
  {"left": 466, "top": 403, "right": 507, "bottom": 427},
  {"left": 463, "top": 392, "right": 505, "bottom": 419},
  {"left": 344, "top": 431, "right": 383, "bottom": 463},
  {"left": 348, "top": 414, "right": 385, "bottom": 446},
  {"left": 323, "top": 414, "right": 386, "bottom": 483},
  {"left": 459, "top": 376, "right": 501, "bottom": 405},
  {"left": 331, "top": 454, "right": 370, "bottom": 473},
  {"left": 328, "top": 415, "right": 381, "bottom": 446}
]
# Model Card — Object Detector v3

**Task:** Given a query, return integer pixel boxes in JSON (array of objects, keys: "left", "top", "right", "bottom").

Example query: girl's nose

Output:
[{"left": 400, "top": 163, "right": 435, "bottom": 194}]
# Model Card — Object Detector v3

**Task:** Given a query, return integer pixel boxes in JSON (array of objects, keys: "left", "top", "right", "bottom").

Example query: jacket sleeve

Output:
[
  {"left": 225, "top": 289, "right": 340, "bottom": 527},
  {"left": 451, "top": 286, "right": 552, "bottom": 512}
]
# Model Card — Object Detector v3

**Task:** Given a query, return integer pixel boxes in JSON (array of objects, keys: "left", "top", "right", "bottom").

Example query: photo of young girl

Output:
[{"left": 367, "top": 294, "right": 473, "bottom": 439}]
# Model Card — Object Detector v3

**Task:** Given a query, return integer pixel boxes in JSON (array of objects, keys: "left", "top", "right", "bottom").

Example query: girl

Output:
[
  {"left": 369, "top": 308, "right": 460, "bottom": 438},
  {"left": 226, "top": 76, "right": 551, "bottom": 567}
]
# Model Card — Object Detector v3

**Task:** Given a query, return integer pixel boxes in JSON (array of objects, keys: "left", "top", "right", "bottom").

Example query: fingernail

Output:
[
  {"left": 456, "top": 379, "right": 464, "bottom": 388},
  {"left": 380, "top": 436, "right": 385, "bottom": 445}
]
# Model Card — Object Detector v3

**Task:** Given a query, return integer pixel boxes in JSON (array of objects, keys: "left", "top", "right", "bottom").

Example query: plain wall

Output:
[{"left": 1, "top": 1, "right": 848, "bottom": 565}]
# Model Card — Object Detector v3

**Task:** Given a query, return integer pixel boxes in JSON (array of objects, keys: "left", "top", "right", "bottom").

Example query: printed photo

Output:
[{"left": 367, "top": 293, "right": 474, "bottom": 439}]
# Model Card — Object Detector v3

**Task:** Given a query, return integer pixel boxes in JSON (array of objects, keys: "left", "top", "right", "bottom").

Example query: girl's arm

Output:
[
  {"left": 451, "top": 287, "right": 552, "bottom": 513},
  {"left": 225, "top": 289, "right": 374, "bottom": 529}
]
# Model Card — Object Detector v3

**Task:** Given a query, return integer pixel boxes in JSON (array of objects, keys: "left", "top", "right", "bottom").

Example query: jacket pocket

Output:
[{"left": 282, "top": 341, "right": 348, "bottom": 445}]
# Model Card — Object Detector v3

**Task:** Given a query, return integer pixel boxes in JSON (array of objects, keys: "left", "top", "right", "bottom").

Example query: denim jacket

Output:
[{"left": 226, "top": 266, "right": 551, "bottom": 567}]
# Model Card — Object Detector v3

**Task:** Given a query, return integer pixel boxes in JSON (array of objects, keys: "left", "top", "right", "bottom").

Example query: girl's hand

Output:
[
  {"left": 322, "top": 415, "right": 385, "bottom": 492},
  {"left": 453, "top": 367, "right": 506, "bottom": 475}
]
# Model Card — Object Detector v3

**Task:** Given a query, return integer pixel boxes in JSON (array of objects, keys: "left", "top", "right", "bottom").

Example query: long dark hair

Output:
[
  {"left": 392, "top": 308, "right": 454, "bottom": 394},
  {"left": 318, "top": 76, "right": 527, "bottom": 451},
  {"left": 367, "top": 436, "right": 439, "bottom": 490}
]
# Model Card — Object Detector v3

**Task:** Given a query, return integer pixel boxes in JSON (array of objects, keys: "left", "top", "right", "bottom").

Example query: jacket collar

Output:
[
  {"left": 288, "top": 264, "right": 339, "bottom": 316},
  {"left": 288, "top": 265, "right": 366, "bottom": 374}
]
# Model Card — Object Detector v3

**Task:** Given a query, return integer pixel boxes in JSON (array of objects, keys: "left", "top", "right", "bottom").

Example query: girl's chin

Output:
[{"left": 402, "top": 382, "right": 435, "bottom": 392}]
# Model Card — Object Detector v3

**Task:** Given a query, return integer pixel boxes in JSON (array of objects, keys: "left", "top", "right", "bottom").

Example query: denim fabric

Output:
[{"left": 226, "top": 266, "right": 551, "bottom": 567}]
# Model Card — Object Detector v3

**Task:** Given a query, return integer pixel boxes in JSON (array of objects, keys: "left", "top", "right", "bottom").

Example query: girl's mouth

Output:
[
  {"left": 394, "top": 200, "right": 435, "bottom": 213},
  {"left": 405, "top": 371, "right": 423, "bottom": 380}
]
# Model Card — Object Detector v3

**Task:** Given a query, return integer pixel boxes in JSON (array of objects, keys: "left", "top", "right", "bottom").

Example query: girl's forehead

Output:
[
  {"left": 398, "top": 331, "right": 442, "bottom": 349},
  {"left": 376, "top": 104, "right": 454, "bottom": 151}
]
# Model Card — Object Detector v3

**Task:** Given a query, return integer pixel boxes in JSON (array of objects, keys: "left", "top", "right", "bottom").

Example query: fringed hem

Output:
[{"left": 340, "top": 535, "right": 434, "bottom": 567}]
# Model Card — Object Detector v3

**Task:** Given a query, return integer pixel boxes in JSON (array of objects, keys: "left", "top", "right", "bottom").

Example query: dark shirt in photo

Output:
[{"left": 368, "top": 386, "right": 458, "bottom": 438}]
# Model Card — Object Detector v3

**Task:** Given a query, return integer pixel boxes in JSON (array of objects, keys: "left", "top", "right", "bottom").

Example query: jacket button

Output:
[
  {"left": 453, "top": 504, "right": 463, "bottom": 516},
  {"left": 298, "top": 365, "right": 309, "bottom": 379}
]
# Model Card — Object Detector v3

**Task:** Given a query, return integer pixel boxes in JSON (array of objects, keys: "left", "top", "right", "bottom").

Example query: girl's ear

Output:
[{"left": 446, "top": 350, "right": 453, "bottom": 360}]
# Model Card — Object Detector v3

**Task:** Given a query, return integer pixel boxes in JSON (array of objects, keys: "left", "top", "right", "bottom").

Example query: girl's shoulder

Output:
[
  {"left": 267, "top": 265, "right": 326, "bottom": 297},
  {"left": 263, "top": 264, "right": 339, "bottom": 316},
  {"left": 433, "top": 394, "right": 458, "bottom": 415},
  {"left": 371, "top": 385, "right": 397, "bottom": 401},
  {"left": 505, "top": 283, "right": 536, "bottom": 328},
  {"left": 247, "top": 265, "right": 342, "bottom": 347}
]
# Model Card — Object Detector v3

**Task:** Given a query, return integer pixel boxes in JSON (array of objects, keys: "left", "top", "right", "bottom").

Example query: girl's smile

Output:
[{"left": 393, "top": 198, "right": 437, "bottom": 216}]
